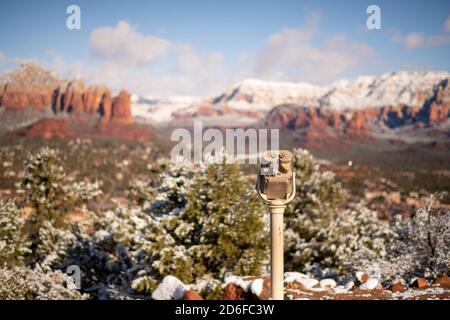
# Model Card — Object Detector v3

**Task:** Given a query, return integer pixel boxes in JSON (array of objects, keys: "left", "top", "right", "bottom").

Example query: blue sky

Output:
[{"left": 0, "top": 0, "right": 449, "bottom": 96}]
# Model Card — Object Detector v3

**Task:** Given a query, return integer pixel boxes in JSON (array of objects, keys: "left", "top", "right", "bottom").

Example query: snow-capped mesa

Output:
[
  {"left": 131, "top": 70, "right": 450, "bottom": 124},
  {"left": 214, "top": 79, "right": 327, "bottom": 111},
  {"left": 317, "top": 71, "right": 450, "bottom": 111},
  {"left": 131, "top": 94, "right": 200, "bottom": 124}
]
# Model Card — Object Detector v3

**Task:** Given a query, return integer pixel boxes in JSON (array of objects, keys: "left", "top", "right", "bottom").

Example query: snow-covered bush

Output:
[
  {"left": 359, "top": 193, "right": 450, "bottom": 284},
  {"left": 17, "top": 147, "right": 102, "bottom": 228},
  {"left": 50, "top": 160, "right": 266, "bottom": 298},
  {"left": 315, "top": 205, "right": 396, "bottom": 275},
  {"left": 134, "top": 160, "right": 267, "bottom": 288},
  {"left": 285, "top": 148, "right": 344, "bottom": 271},
  {"left": 0, "top": 266, "right": 87, "bottom": 300},
  {"left": 16, "top": 147, "right": 102, "bottom": 265},
  {"left": 284, "top": 149, "right": 395, "bottom": 275},
  {"left": 0, "top": 199, "right": 30, "bottom": 267}
]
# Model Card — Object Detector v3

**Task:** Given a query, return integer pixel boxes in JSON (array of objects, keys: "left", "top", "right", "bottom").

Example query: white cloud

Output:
[
  {"left": 392, "top": 16, "right": 450, "bottom": 49},
  {"left": 46, "top": 15, "right": 377, "bottom": 95},
  {"left": 444, "top": 15, "right": 450, "bottom": 32},
  {"left": 399, "top": 32, "right": 425, "bottom": 49},
  {"left": 175, "top": 44, "right": 224, "bottom": 75},
  {"left": 393, "top": 31, "right": 450, "bottom": 49},
  {"left": 54, "top": 20, "right": 227, "bottom": 96},
  {"left": 175, "top": 44, "right": 200, "bottom": 74},
  {"left": 90, "top": 21, "right": 171, "bottom": 66},
  {"left": 240, "top": 17, "right": 377, "bottom": 83}
]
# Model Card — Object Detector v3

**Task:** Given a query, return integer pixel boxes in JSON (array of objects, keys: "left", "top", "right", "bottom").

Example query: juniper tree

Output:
[
  {"left": 284, "top": 148, "right": 345, "bottom": 271},
  {"left": 181, "top": 161, "right": 267, "bottom": 279},
  {"left": 284, "top": 149, "right": 395, "bottom": 276},
  {"left": 17, "top": 147, "right": 101, "bottom": 227},
  {"left": 16, "top": 147, "right": 102, "bottom": 265},
  {"left": 139, "top": 160, "right": 268, "bottom": 285}
]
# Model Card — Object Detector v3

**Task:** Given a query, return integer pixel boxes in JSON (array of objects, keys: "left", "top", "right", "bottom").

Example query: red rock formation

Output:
[
  {"left": 389, "top": 282, "right": 407, "bottom": 293},
  {"left": 83, "top": 85, "right": 108, "bottom": 114},
  {"left": 219, "top": 283, "right": 248, "bottom": 300},
  {"left": 95, "top": 123, "right": 152, "bottom": 141},
  {"left": 0, "top": 84, "right": 53, "bottom": 111},
  {"left": 110, "top": 90, "right": 133, "bottom": 125},
  {"left": 62, "top": 82, "right": 85, "bottom": 114},
  {"left": 24, "top": 118, "right": 72, "bottom": 139},
  {"left": 98, "top": 90, "right": 113, "bottom": 124},
  {"left": 429, "top": 102, "right": 450, "bottom": 125},
  {"left": 434, "top": 276, "right": 450, "bottom": 288},
  {"left": 183, "top": 290, "right": 204, "bottom": 300},
  {"left": 0, "top": 85, "right": 29, "bottom": 110},
  {"left": 411, "top": 277, "right": 428, "bottom": 288}
]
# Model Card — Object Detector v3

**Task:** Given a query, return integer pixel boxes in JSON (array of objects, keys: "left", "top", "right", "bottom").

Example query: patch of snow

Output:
[
  {"left": 250, "top": 279, "right": 264, "bottom": 296},
  {"left": 359, "top": 278, "right": 379, "bottom": 290},
  {"left": 92, "top": 230, "right": 111, "bottom": 243},
  {"left": 284, "top": 272, "right": 309, "bottom": 283},
  {"left": 223, "top": 275, "right": 252, "bottom": 291},
  {"left": 345, "top": 281, "right": 355, "bottom": 290},
  {"left": 151, "top": 275, "right": 187, "bottom": 300},
  {"left": 333, "top": 285, "right": 349, "bottom": 294},
  {"left": 319, "top": 279, "right": 337, "bottom": 289},
  {"left": 296, "top": 278, "right": 319, "bottom": 290}
]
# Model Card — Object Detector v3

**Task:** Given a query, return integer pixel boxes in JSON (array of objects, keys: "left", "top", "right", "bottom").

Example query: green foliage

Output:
[
  {"left": 17, "top": 147, "right": 102, "bottom": 226},
  {"left": 284, "top": 149, "right": 395, "bottom": 275},
  {"left": 16, "top": 147, "right": 101, "bottom": 266},
  {"left": 374, "top": 194, "right": 450, "bottom": 283},
  {"left": 0, "top": 200, "right": 30, "bottom": 267},
  {"left": 141, "top": 161, "right": 268, "bottom": 284},
  {"left": 284, "top": 148, "right": 345, "bottom": 271},
  {"left": 180, "top": 161, "right": 267, "bottom": 279},
  {"left": 315, "top": 205, "right": 396, "bottom": 274}
]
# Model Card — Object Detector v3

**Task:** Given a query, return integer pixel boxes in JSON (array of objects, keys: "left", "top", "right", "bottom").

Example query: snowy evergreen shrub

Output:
[
  {"left": 137, "top": 160, "right": 267, "bottom": 286},
  {"left": 0, "top": 199, "right": 30, "bottom": 267},
  {"left": 57, "top": 160, "right": 267, "bottom": 298},
  {"left": 0, "top": 266, "right": 88, "bottom": 300},
  {"left": 315, "top": 205, "right": 396, "bottom": 275},
  {"left": 284, "top": 149, "right": 395, "bottom": 276},
  {"left": 17, "top": 147, "right": 102, "bottom": 228},
  {"left": 16, "top": 147, "right": 102, "bottom": 265},
  {"left": 284, "top": 148, "right": 345, "bottom": 271},
  {"left": 128, "top": 159, "right": 165, "bottom": 206},
  {"left": 359, "top": 193, "right": 450, "bottom": 284}
]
